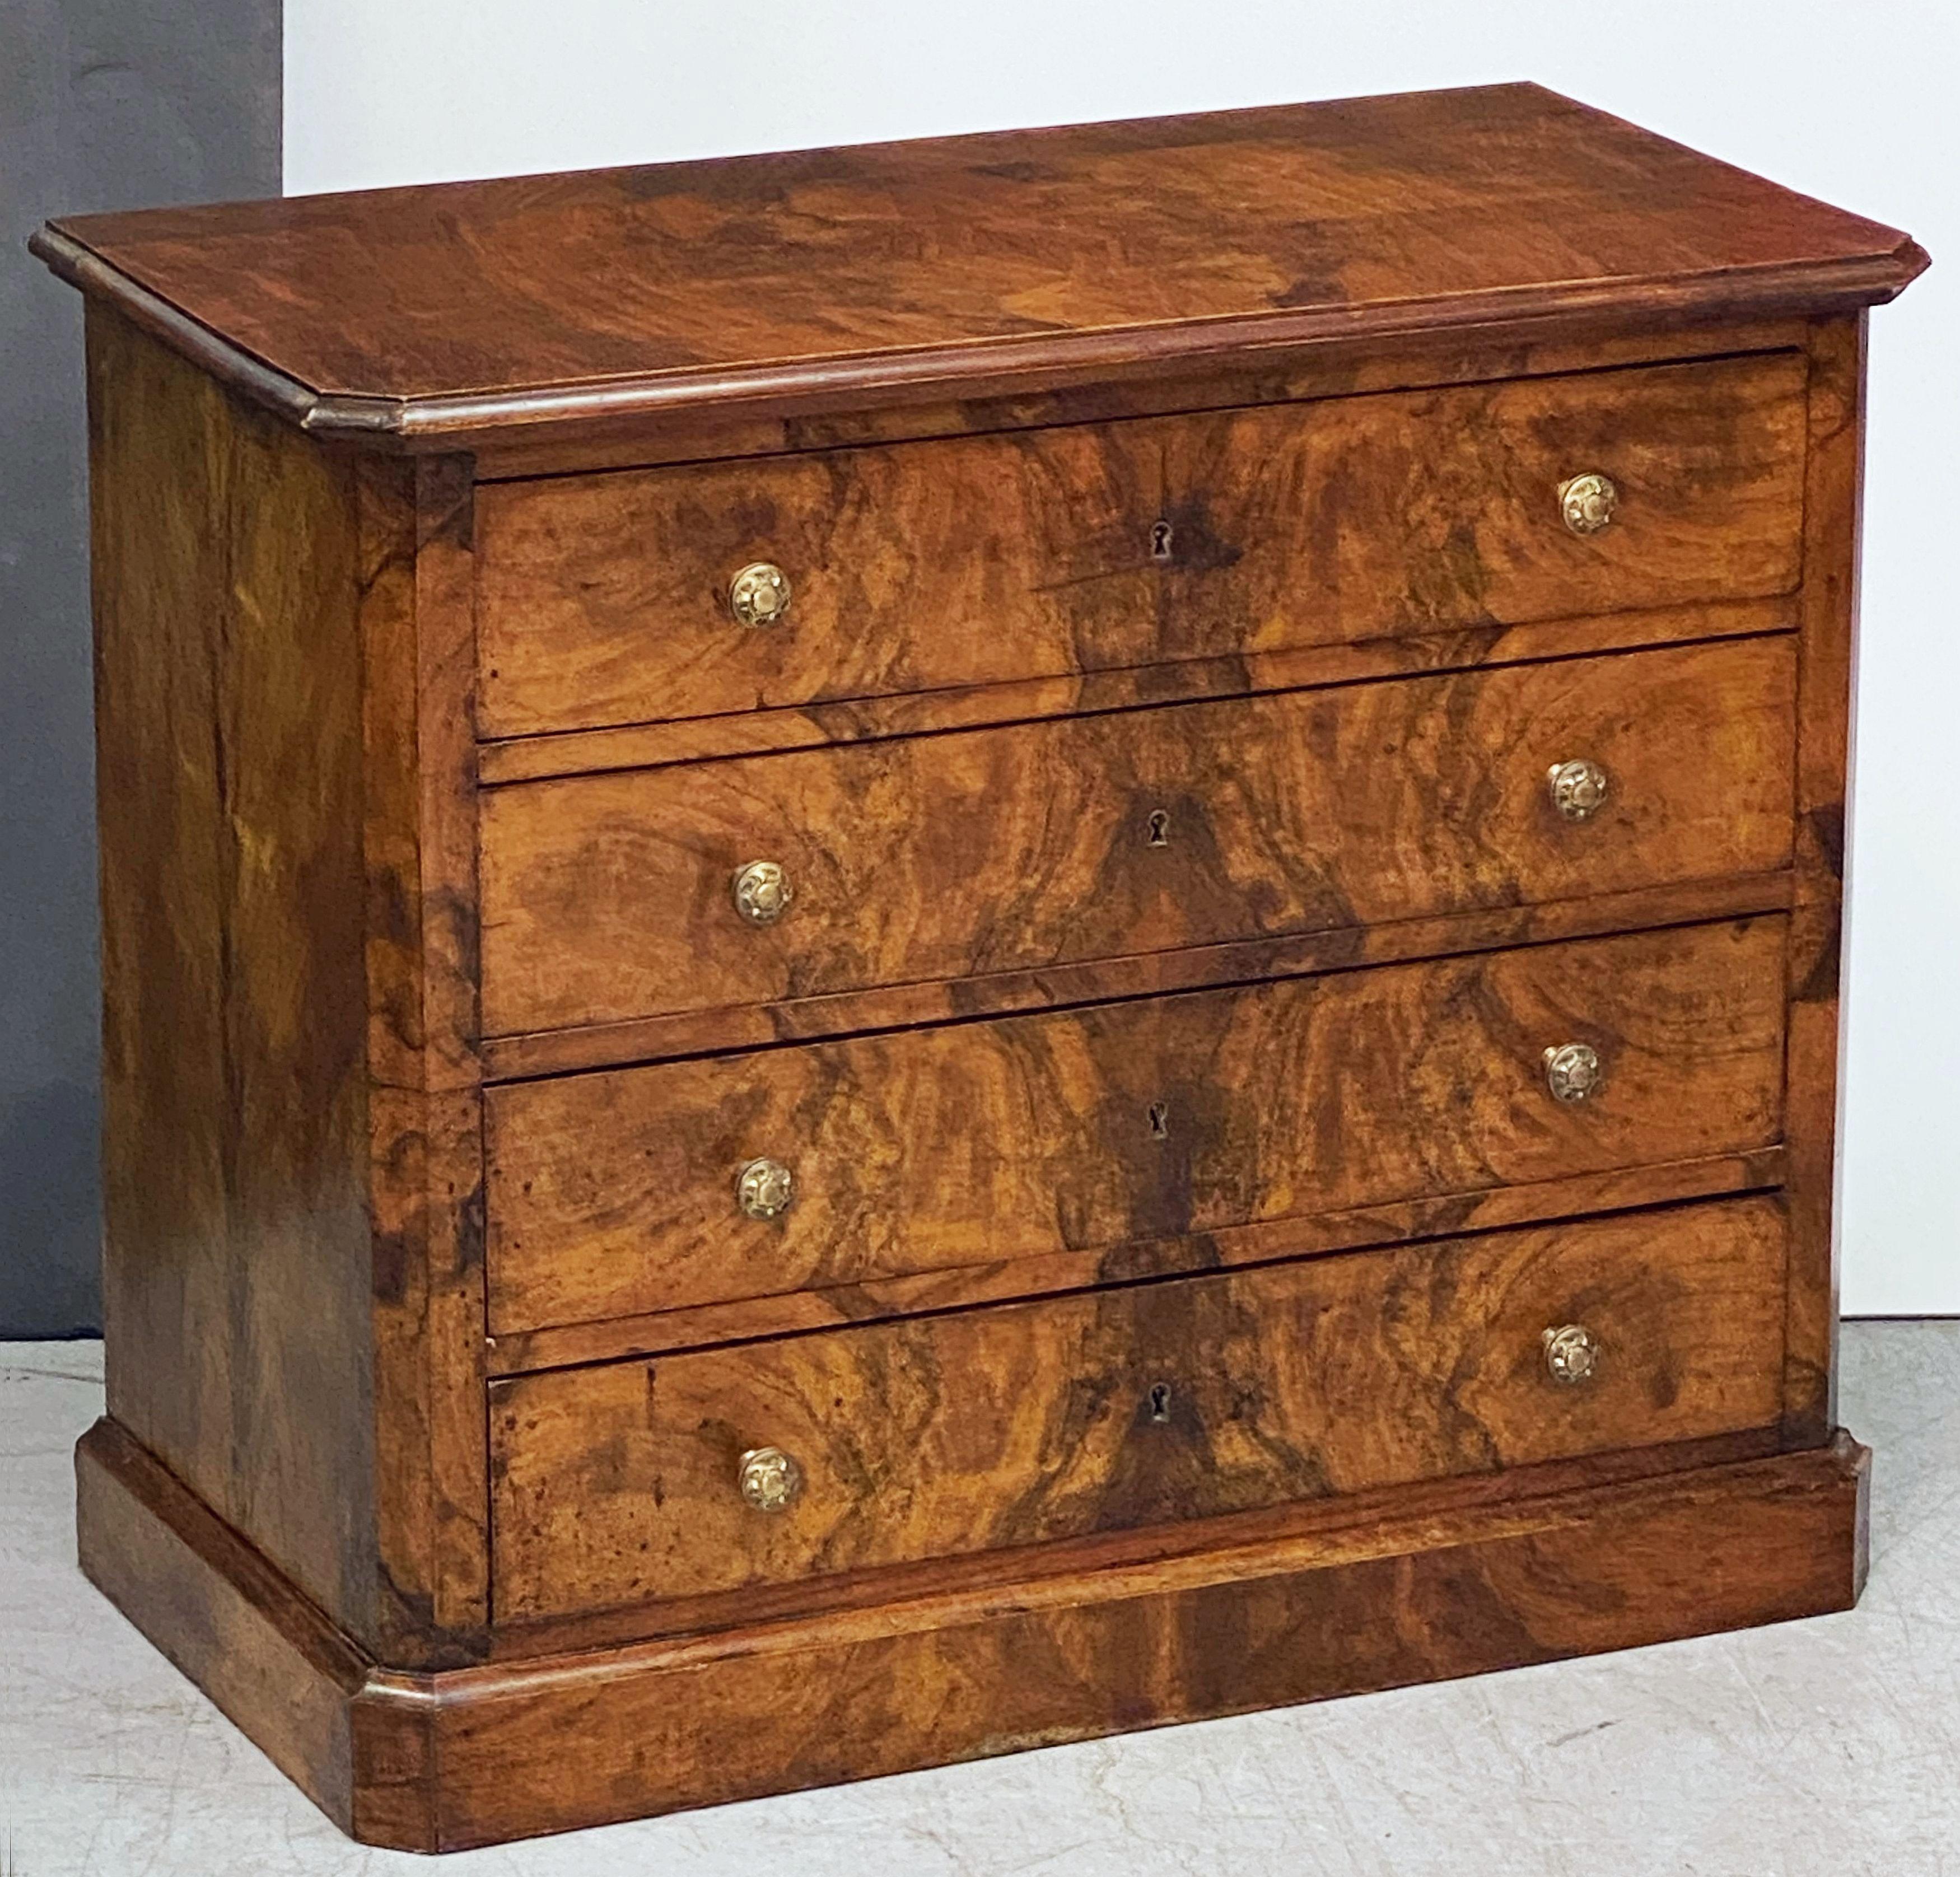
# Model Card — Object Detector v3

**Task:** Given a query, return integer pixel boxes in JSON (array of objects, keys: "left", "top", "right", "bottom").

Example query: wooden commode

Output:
[{"left": 34, "top": 84, "right": 1926, "bottom": 1849}]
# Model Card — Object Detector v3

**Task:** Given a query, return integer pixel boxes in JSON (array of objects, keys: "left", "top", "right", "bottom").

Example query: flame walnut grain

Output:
[
  {"left": 86, "top": 304, "right": 377, "bottom": 1633},
  {"left": 480, "top": 634, "right": 1796, "bottom": 1038},
  {"left": 37, "top": 84, "right": 1920, "bottom": 446},
  {"left": 486, "top": 918, "right": 1788, "bottom": 1334},
  {"left": 488, "top": 1196, "right": 1790, "bottom": 1618},
  {"left": 73, "top": 1412, "right": 1868, "bottom": 1850},
  {"left": 83, "top": 305, "right": 488, "bottom": 1665},
  {"left": 475, "top": 352, "right": 1805, "bottom": 736},
  {"left": 41, "top": 83, "right": 1920, "bottom": 1850}
]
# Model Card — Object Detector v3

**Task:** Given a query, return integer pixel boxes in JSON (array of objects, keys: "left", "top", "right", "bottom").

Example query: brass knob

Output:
[
  {"left": 728, "top": 561, "right": 792, "bottom": 628},
  {"left": 738, "top": 1445, "right": 802, "bottom": 1512},
  {"left": 736, "top": 1157, "right": 795, "bottom": 1219},
  {"left": 1543, "top": 1042, "right": 1602, "bottom": 1104},
  {"left": 731, "top": 859, "right": 794, "bottom": 925},
  {"left": 1548, "top": 758, "right": 1609, "bottom": 821},
  {"left": 1558, "top": 472, "right": 1618, "bottom": 536},
  {"left": 1542, "top": 1324, "right": 1600, "bottom": 1385}
]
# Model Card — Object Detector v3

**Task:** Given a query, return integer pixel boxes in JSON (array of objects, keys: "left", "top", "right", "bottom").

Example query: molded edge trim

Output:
[
  {"left": 29, "top": 228, "right": 361, "bottom": 435},
  {"left": 76, "top": 1411, "right": 1868, "bottom": 1850},
  {"left": 30, "top": 222, "right": 1930, "bottom": 452}
]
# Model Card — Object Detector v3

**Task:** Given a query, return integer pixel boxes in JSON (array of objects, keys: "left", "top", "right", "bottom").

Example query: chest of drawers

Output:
[{"left": 36, "top": 83, "right": 1925, "bottom": 1849}]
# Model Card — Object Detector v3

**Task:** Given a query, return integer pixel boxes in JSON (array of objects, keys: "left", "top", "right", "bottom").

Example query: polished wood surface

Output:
[
  {"left": 48, "top": 90, "right": 1916, "bottom": 1848},
  {"left": 481, "top": 635, "right": 1795, "bottom": 1037},
  {"left": 464, "top": 315, "right": 1821, "bottom": 482},
  {"left": 479, "top": 871, "right": 1795, "bottom": 1081},
  {"left": 454, "top": 1436, "right": 1870, "bottom": 1846},
  {"left": 486, "top": 1150, "right": 1789, "bottom": 1376},
  {"left": 74, "top": 1409, "right": 1869, "bottom": 1851},
  {"left": 36, "top": 85, "right": 1921, "bottom": 446},
  {"left": 74, "top": 1418, "right": 381, "bottom": 1841},
  {"left": 86, "top": 305, "right": 379, "bottom": 1632},
  {"left": 1782, "top": 313, "right": 1866, "bottom": 1443},
  {"left": 478, "top": 353, "right": 1804, "bottom": 736},
  {"left": 490, "top": 1197, "right": 1788, "bottom": 1617},
  {"left": 85, "top": 306, "right": 489, "bottom": 1666},
  {"left": 477, "top": 596, "right": 1793, "bottom": 786},
  {"left": 356, "top": 451, "right": 492, "bottom": 1656},
  {"left": 487, "top": 918, "right": 1786, "bottom": 1333}
]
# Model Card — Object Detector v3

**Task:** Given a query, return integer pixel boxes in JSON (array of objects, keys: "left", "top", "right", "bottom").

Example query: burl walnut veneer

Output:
[{"left": 34, "top": 85, "right": 1924, "bottom": 1850}]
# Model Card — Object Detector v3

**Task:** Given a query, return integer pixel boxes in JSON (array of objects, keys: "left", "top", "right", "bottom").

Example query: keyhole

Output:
[
  {"left": 1146, "top": 809, "right": 1170, "bottom": 848},
  {"left": 1147, "top": 1381, "right": 1174, "bottom": 1422},
  {"left": 1149, "top": 520, "right": 1175, "bottom": 562},
  {"left": 1147, "top": 1100, "right": 1169, "bottom": 1139}
]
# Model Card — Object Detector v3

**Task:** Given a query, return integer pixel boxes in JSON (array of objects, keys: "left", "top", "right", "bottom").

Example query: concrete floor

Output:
[{"left": 3, "top": 1325, "right": 1956, "bottom": 1876}]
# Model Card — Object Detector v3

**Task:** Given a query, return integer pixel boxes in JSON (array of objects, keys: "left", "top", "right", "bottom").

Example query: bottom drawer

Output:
[{"left": 489, "top": 1196, "right": 1788, "bottom": 1621}]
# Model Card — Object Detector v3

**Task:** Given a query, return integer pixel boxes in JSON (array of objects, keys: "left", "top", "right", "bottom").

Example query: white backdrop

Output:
[{"left": 285, "top": 0, "right": 1959, "bottom": 1314}]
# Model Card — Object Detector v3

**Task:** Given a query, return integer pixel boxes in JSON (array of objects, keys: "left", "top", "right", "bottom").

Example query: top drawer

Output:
[{"left": 476, "top": 353, "right": 1807, "bottom": 739}]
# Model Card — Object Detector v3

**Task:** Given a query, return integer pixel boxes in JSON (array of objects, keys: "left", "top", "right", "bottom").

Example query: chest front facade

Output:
[{"left": 43, "top": 86, "right": 1921, "bottom": 1851}]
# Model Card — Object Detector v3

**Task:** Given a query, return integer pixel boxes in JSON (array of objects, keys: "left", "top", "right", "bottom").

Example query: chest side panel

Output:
[{"left": 86, "top": 304, "right": 377, "bottom": 1631}]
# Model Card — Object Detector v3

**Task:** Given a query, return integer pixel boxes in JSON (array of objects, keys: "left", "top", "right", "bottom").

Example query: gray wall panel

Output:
[{"left": 2, "top": 0, "right": 281, "bottom": 1333}]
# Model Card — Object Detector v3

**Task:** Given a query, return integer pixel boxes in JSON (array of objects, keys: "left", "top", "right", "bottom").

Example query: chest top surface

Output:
[{"left": 36, "top": 83, "right": 1922, "bottom": 442}]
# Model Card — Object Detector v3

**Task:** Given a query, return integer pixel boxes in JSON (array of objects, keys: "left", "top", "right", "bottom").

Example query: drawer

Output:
[
  {"left": 489, "top": 1196, "right": 1790, "bottom": 1619},
  {"left": 476, "top": 352, "right": 1807, "bottom": 737},
  {"left": 486, "top": 917, "right": 1787, "bottom": 1334},
  {"left": 479, "top": 635, "right": 1795, "bottom": 1038}
]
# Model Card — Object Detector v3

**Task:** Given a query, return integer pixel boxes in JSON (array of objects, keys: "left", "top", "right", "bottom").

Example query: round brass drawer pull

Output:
[
  {"left": 1543, "top": 1042, "right": 1602, "bottom": 1103},
  {"left": 1542, "top": 1324, "right": 1600, "bottom": 1385},
  {"left": 738, "top": 1445, "right": 802, "bottom": 1512},
  {"left": 736, "top": 1157, "right": 795, "bottom": 1220},
  {"left": 731, "top": 858, "right": 794, "bottom": 925},
  {"left": 1548, "top": 757, "right": 1609, "bottom": 821},
  {"left": 727, "top": 561, "right": 792, "bottom": 628},
  {"left": 1558, "top": 471, "right": 1618, "bottom": 536}
]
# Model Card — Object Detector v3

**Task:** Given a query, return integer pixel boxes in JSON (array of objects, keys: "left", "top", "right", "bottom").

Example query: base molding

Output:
[{"left": 76, "top": 1416, "right": 1869, "bottom": 1852}]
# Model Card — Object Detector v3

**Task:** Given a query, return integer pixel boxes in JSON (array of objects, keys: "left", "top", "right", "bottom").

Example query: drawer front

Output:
[
  {"left": 480, "top": 636, "right": 1795, "bottom": 1038},
  {"left": 487, "top": 918, "right": 1788, "bottom": 1334},
  {"left": 489, "top": 1197, "right": 1789, "bottom": 1618},
  {"left": 476, "top": 353, "right": 1807, "bottom": 737}
]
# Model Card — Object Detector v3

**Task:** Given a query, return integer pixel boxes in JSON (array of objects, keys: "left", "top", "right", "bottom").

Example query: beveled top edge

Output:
[
  {"left": 33, "top": 83, "right": 1929, "bottom": 450},
  {"left": 34, "top": 222, "right": 1929, "bottom": 454}
]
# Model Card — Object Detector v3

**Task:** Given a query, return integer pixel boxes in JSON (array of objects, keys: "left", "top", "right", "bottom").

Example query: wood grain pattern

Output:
[
  {"left": 480, "top": 871, "right": 1794, "bottom": 1081},
  {"left": 51, "top": 85, "right": 1918, "bottom": 1849},
  {"left": 489, "top": 1197, "right": 1789, "bottom": 1617},
  {"left": 455, "top": 1436, "right": 1868, "bottom": 1846},
  {"left": 86, "top": 302, "right": 379, "bottom": 1632},
  {"left": 1781, "top": 312, "right": 1866, "bottom": 1442},
  {"left": 478, "top": 598, "right": 1793, "bottom": 785},
  {"left": 464, "top": 314, "right": 1818, "bottom": 482},
  {"left": 356, "top": 454, "right": 491, "bottom": 1661},
  {"left": 480, "top": 636, "right": 1796, "bottom": 1037},
  {"left": 72, "top": 1402, "right": 1869, "bottom": 1851},
  {"left": 486, "top": 1151, "right": 1789, "bottom": 1376},
  {"left": 85, "top": 305, "right": 489, "bottom": 1667},
  {"left": 38, "top": 86, "right": 1921, "bottom": 446},
  {"left": 74, "top": 1417, "right": 378, "bottom": 1841},
  {"left": 487, "top": 918, "right": 1788, "bottom": 1334},
  {"left": 477, "top": 353, "right": 1805, "bottom": 736},
  {"left": 484, "top": 1422, "right": 1794, "bottom": 1661}
]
